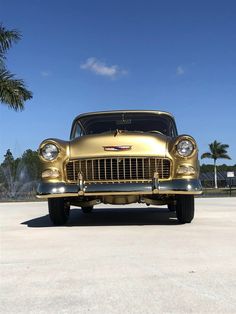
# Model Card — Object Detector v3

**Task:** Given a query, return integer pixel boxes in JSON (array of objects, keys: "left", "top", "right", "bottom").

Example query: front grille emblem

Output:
[{"left": 103, "top": 145, "right": 132, "bottom": 151}]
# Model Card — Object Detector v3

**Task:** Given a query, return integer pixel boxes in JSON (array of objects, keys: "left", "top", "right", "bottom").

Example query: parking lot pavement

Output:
[{"left": 1, "top": 198, "right": 236, "bottom": 314}]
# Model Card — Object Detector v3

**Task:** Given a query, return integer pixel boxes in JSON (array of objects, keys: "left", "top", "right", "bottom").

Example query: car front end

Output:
[{"left": 37, "top": 110, "right": 202, "bottom": 225}]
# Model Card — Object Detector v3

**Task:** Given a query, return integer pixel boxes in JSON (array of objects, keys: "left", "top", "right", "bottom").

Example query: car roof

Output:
[{"left": 74, "top": 110, "right": 175, "bottom": 121}]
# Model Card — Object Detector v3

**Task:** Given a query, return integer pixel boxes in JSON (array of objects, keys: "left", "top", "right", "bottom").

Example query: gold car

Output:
[{"left": 37, "top": 110, "right": 202, "bottom": 225}]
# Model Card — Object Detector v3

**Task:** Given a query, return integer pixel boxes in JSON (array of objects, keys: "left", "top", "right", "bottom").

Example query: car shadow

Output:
[{"left": 21, "top": 207, "right": 179, "bottom": 228}]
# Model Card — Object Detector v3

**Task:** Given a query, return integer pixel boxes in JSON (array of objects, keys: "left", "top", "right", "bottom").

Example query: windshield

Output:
[{"left": 71, "top": 112, "right": 177, "bottom": 138}]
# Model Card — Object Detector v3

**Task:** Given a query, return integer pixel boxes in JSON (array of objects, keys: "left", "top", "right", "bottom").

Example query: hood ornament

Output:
[{"left": 103, "top": 145, "right": 132, "bottom": 151}]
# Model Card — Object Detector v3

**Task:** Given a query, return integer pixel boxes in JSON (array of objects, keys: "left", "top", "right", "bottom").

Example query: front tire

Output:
[
  {"left": 81, "top": 206, "right": 93, "bottom": 213},
  {"left": 176, "top": 195, "right": 194, "bottom": 224},
  {"left": 48, "top": 198, "right": 70, "bottom": 225},
  {"left": 168, "top": 204, "right": 176, "bottom": 212}
]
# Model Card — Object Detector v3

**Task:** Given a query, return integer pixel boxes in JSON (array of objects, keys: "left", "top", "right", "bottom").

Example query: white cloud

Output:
[
  {"left": 40, "top": 71, "right": 52, "bottom": 77},
  {"left": 80, "top": 57, "right": 128, "bottom": 78},
  {"left": 176, "top": 66, "right": 185, "bottom": 76}
]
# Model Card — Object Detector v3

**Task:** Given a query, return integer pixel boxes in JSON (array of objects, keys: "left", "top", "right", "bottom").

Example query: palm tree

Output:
[
  {"left": 201, "top": 140, "right": 231, "bottom": 188},
  {"left": 0, "top": 24, "right": 32, "bottom": 111}
]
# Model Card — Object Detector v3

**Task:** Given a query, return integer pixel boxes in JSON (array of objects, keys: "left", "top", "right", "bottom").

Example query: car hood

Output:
[{"left": 69, "top": 132, "right": 170, "bottom": 159}]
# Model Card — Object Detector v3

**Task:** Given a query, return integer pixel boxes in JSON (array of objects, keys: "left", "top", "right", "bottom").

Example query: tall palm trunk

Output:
[{"left": 214, "top": 159, "right": 218, "bottom": 189}]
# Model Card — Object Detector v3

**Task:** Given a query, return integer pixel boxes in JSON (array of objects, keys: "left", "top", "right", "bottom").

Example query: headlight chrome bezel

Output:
[
  {"left": 40, "top": 143, "right": 60, "bottom": 161},
  {"left": 176, "top": 138, "right": 195, "bottom": 158}
]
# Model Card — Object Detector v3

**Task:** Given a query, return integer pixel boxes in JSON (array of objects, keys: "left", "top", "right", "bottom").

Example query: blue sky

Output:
[{"left": 0, "top": 0, "right": 235, "bottom": 164}]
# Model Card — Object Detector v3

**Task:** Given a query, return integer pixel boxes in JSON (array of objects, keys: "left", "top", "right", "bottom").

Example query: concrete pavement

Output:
[{"left": 1, "top": 198, "right": 236, "bottom": 313}]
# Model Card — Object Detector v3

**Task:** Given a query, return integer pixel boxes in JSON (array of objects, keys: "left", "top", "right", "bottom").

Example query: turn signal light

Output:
[
  {"left": 42, "top": 169, "right": 60, "bottom": 179},
  {"left": 177, "top": 165, "right": 195, "bottom": 175}
]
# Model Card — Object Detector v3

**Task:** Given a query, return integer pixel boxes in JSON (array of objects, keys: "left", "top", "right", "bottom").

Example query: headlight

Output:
[
  {"left": 41, "top": 143, "right": 59, "bottom": 161},
  {"left": 177, "top": 140, "right": 194, "bottom": 157}
]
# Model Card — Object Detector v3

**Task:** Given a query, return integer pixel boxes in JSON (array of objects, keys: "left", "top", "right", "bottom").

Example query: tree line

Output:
[{"left": 201, "top": 164, "right": 236, "bottom": 173}]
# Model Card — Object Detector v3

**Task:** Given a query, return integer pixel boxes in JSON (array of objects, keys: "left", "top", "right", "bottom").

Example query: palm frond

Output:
[
  {"left": 0, "top": 69, "right": 32, "bottom": 111},
  {"left": 208, "top": 140, "right": 231, "bottom": 160},
  {"left": 0, "top": 25, "right": 21, "bottom": 54},
  {"left": 219, "top": 154, "right": 231, "bottom": 160},
  {"left": 220, "top": 144, "right": 229, "bottom": 149},
  {"left": 201, "top": 152, "right": 212, "bottom": 159}
]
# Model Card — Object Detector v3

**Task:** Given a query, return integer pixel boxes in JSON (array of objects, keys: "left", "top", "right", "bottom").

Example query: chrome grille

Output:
[{"left": 66, "top": 157, "right": 171, "bottom": 183}]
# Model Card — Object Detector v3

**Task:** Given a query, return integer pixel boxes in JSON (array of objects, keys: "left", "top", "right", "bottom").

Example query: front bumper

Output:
[{"left": 36, "top": 179, "right": 202, "bottom": 198}]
